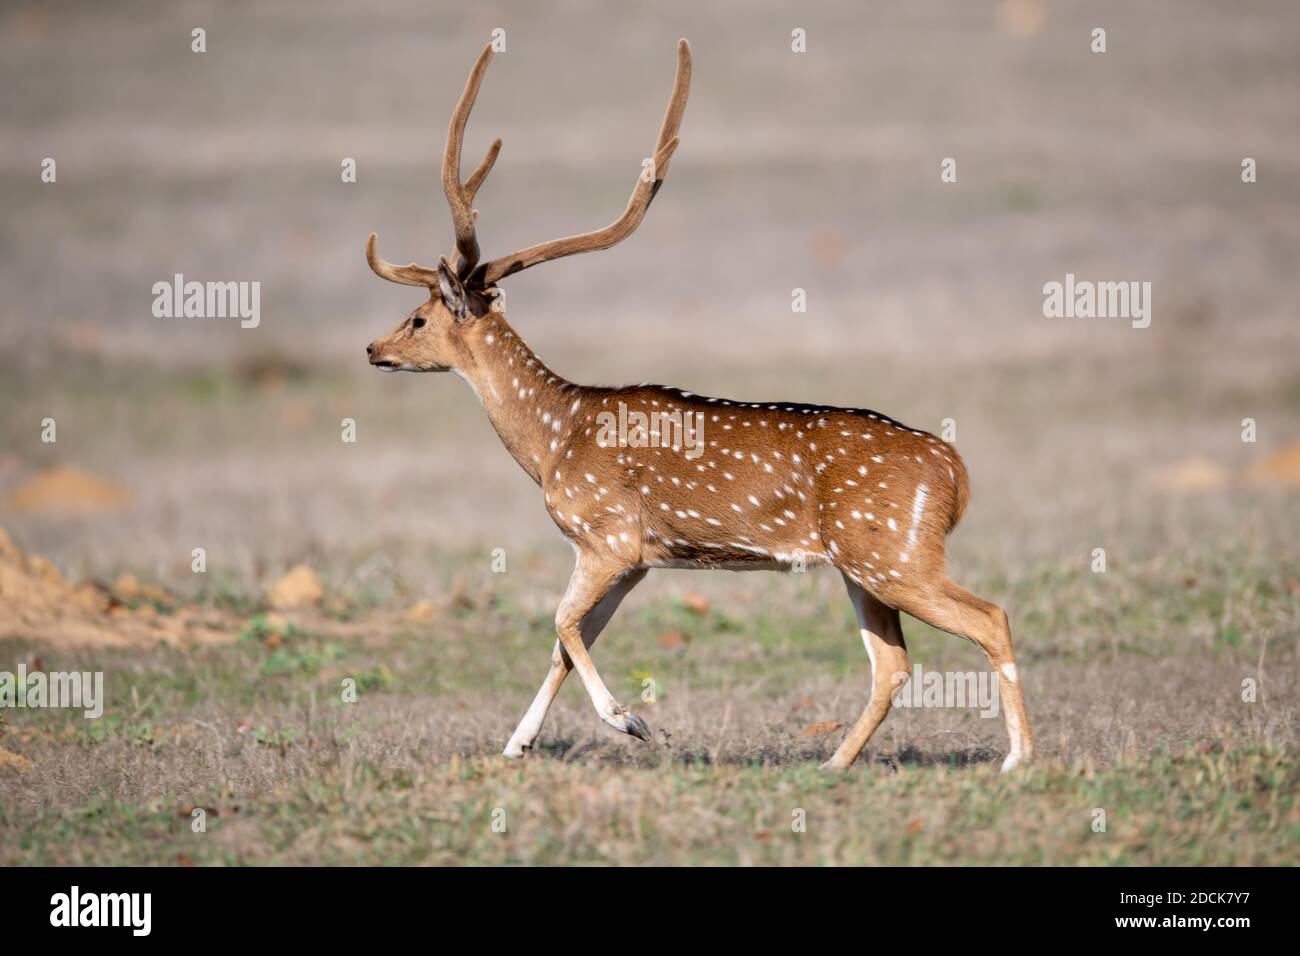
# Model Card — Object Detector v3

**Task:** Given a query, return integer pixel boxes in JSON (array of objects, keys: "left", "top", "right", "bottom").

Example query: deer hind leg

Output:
[
  {"left": 822, "top": 572, "right": 911, "bottom": 770},
  {"left": 893, "top": 577, "right": 1034, "bottom": 772},
  {"left": 547, "top": 553, "right": 652, "bottom": 743},
  {"left": 503, "top": 567, "right": 647, "bottom": 757}
]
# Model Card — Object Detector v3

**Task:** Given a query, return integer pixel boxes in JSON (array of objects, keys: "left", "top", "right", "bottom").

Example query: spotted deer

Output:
[{"left": 364, "top": 40, "right": 1033, "bottom": 771}]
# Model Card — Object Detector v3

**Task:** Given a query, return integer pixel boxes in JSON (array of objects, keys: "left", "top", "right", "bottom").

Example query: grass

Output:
[
  {"left": 1, "top": 548, "right": 1296, "bottom": 866},
  {"left": 4, "top": 747, "right": 1293, "bottom": 866}
]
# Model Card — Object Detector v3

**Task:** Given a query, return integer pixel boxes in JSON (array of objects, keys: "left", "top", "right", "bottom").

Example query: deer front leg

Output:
[
  {"left": 503, "top": 567, "right": 647, "bottom": 757},
  {"left": 550, "top": 553, "right": 652, "bottom": 743}
]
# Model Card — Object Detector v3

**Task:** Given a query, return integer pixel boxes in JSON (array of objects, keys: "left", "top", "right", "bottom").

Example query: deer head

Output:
[{"left": 365, "top": 40, "right": 692, "bottom": 373}]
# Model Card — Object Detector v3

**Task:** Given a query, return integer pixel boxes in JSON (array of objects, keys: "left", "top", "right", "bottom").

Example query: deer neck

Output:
[{"left": 456, "top": 312, "right": 578, "bottom": 486}]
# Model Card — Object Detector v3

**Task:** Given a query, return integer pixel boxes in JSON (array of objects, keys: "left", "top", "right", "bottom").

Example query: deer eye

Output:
[{"left": 411, "top": 317, "right": 426, "bottom": 329}]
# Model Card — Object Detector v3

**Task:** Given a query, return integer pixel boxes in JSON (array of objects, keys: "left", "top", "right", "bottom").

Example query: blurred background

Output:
[{"left": 1, "top": 0, "right": 1297, "bottom": 602}]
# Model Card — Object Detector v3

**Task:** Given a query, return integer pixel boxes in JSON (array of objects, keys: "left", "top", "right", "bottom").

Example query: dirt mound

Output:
[
  {"left": 0, "top": 528, "right": 231, "bottom": 648},
  {"left": 1150, "top": 444, "right": 1300, "bottom": 491},
  {"left": 1242, "top": 442, "right": 1300, "bottom": 487},
  {"left": 2, "top": 466, "right": 131, "bottom": 514},
  {"left": 268, "top": 565, "right": 324, "bottom": 610},
  {"left": 0, "top": 527, "right": 100, "bottom": 614},
  {"left": 402, "top": 600, "right": 438, "bottom": 622},
  {"left": 0, "top": 745, "right": 33, "bottom": 773},
  {"left": 112, "top": 573, "right": 175, "bottom": 606},
  {"left": 1148, "top": 457, "right": 1231, "bottom": 491}
]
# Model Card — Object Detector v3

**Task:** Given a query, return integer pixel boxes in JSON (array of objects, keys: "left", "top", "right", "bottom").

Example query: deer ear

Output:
[{"left": 437, "top": 257, "right": 469, "bottom": 319}]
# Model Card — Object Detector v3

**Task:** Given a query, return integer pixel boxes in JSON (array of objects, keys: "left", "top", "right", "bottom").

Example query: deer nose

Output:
[{"left": 366, "top": 342, "right": 374, "bottom": 356}]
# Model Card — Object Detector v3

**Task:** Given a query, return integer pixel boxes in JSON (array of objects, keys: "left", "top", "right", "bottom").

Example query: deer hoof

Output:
[
  {"left": 623, "top": 713, "right": 652, "bottom": 741},
  {"left": 604, "top": 707, "right": 652, "bottom": 741},
  {"left": 502, "top": 740, "right": 530, "bottom": 758}
]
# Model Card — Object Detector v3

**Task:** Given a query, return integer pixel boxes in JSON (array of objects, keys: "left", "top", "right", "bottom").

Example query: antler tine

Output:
[
  {"left": 447, "top": 141, "right": 499, "bottom": 269},
  {"left": 652, "top": 38, "right": 692, "bottom": 178},
  {"left": 366, "top": 233, "right": 442, "bottom": 287},
  {"left": 477, "top": 39, "right": 692, "bottom": 287},
  {"left": 465, "top": 137, "right": 502, "bottom": 197},
  {"left": 444, "top": 43, "right": 499, "bottom": 279}
]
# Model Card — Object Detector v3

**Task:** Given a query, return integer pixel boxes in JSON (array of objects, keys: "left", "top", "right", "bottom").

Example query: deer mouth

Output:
[
  {"left": 371, "top": 359, "right": 406, "bottom": 372},
  {"left": 373, "top": 360, "right": 447, "bottom": 373}
]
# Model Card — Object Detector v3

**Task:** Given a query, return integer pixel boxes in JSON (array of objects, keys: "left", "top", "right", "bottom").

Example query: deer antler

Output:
[
  {"left": 445, "top": 43, "right": 502, "bottom": 279},
  {"left": 366, "top": 232, "right": 441, "bottom": 287},
  {"left": 473, "top": 39, "right": 691, "bottom": 287},
  {"left": 366, "top": 44, "right": 501, "bottom": 289},
  {"left": 367, "top": 40, "right": 688, "bottom": 291}
]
